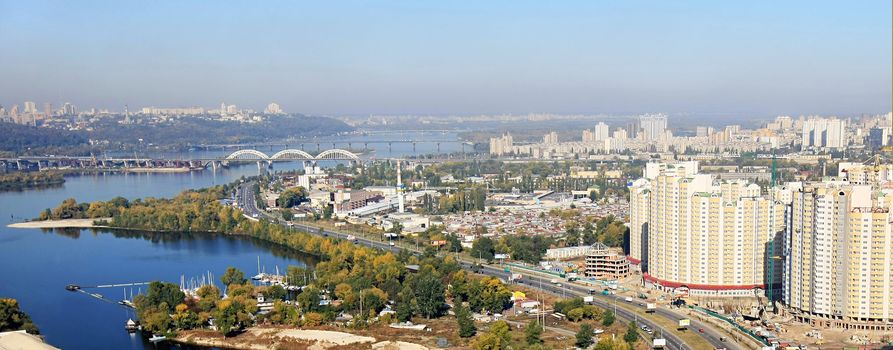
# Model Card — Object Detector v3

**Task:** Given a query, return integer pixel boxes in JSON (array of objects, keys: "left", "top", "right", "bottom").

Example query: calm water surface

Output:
[{"left": 0, "top": 132, "right": 459, "bottom": 349}]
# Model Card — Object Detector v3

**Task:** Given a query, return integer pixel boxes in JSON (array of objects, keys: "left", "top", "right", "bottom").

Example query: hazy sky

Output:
[{"left": 1, "top": 1, "right": 890, "bottom": 116}]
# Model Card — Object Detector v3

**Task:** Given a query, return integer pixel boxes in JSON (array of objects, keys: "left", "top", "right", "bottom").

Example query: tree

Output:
[
  {"left": 138, "top": 281, "right": 186, "bottom": 313},
  {"left": 221, "top": 267, "right": 247, "bottom": 287},
  {"left": 413, "top": 273, "right": 446, "bottom": 318},
  {"left": 470, "top": 237, "right": 496, "bottom": 262},
  {"left": 276, "top": 187, "right": 308, "bottom": 208},
  {"left": 524, "top": 320, "right": 543, "bottom": 345},
  {"left": 576, "top": 323, "right": 594, "bottom": 349},
  {"left": 297, "top": 287, "right": 322, "bottom": 313},
  {"left": 594, "top": 337, "right": 632, "bottom": 350},
  {"left": 601, "top": 310, "right": 615, "bottom": 326},
  {"left": 0, "top": 298, "right": 39, "bottom": 334},
  {"left": 472, "top": 320, "right": 511, "bottom": 350},
  {"left": 455, "top": 302, "right": 476, "bottom": 338},
  {"left": 263, "top": 285, "right": 287, "bottom": 301},
  {"left": 396, "top": 300, "right": 413, "bottom": 322},
  {"left": 623, "top": 321, "right": 639, "bottom": 344}
]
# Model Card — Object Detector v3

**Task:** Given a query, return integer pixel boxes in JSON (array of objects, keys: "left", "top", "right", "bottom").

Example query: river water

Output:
[{"left": 0, "top": 132, "right": 461, "bottom": 349}]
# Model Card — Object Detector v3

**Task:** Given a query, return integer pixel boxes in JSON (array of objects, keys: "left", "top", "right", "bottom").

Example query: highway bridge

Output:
[{"left": 0, "top": 148, "right": 363, "bottom": 171}]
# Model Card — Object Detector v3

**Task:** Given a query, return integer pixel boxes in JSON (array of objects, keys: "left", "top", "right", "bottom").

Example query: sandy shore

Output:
[
  {"left": 7, "top": 218, "right": 110, "bottom": 229},
  {"left": 174, "top": 327, "right": 428, "bottom": 350}
]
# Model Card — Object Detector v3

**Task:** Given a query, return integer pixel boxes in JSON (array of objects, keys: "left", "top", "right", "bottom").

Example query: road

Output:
[{"left": 237, "top": 182, "right": 740, "bottom": 350}]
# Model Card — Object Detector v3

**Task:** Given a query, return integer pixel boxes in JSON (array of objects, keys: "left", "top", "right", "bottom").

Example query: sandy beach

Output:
[
  {"left": 7, "top": 218, "right": 110, "bottom": 229},
  {"left": 174, "top": 327, "right": 429, "bottom": 350}
]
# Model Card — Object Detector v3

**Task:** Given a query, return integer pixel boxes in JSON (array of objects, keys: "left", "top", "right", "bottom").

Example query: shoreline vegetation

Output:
[
  {"left": 31, "top": 182, "right": 522, "bottom": 349},
  {"left": 0, "top": 172, "right": 65, "bottom": 191}
]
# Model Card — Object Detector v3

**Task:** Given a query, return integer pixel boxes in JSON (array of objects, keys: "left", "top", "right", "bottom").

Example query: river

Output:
[{"left": 0, "top": 131, "right": 460, "bottom": 349}]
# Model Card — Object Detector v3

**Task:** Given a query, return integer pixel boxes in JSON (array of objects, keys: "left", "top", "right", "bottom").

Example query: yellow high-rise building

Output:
[
  {"left": 781, "top": 178, "right": 893, "bottom": 330},
  {"left": 628, "top": 161, "right": 785, "bottom": 297}
]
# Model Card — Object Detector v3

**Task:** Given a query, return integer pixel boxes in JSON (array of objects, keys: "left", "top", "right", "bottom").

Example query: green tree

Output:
[
  {"left": 413, "top": 273, "right": 446, "bottom": 318},
  {"left": 524, "top": 320, "right": 543, "bottom": 345},
  {"left": 455, "top": 302, "right": 476, "bottom": 338},
  {"left": 138, "top": 281, "right": 186, "bottom": 313},
  {"left": 470, "top": 237, "right": 496, "bottom": 262},
  {"left": 472, "top": 320, "right": 511, "bottom": 350},
  {"left": 297, "top": 287, "right": 322, "bottom": 313},
  {"left": 276, "top": 187, "right": 308, "bottom": 208},
  {"left": 623, "top": 321, "right": 639, "bottom": 343},
  {"left": 594, "top": 337, "right": 632, "bottom": 350},
  {"left": 0, "top": 298, "right": 39, "bottom": 334},
  {"left": 221, "top": 267, "right": 247, "bottom": 287},
  {"left": 601, "top": 310, "right": 615, "bottom": 326},
  {"left": 576, "top": 323, "right": 594, "bottom": 348},
  {"left": 263, "top": 285, "right": 287, "bottom": 301}
]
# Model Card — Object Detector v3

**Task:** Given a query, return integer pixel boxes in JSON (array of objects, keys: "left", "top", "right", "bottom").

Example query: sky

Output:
[{"left": 0, "top": 1, "right": 890, "bottom": 117}]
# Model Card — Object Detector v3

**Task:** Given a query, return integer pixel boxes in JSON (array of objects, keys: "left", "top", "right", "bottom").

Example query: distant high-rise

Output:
[
  {"left": 543, "top": 131, "right": 559, "bottom": 144},
  {"left": 264, "top": 102, "right": 283, "bottom": 115},
  {"left": 43, "top": 102, "right": 52, "bottom": 117},
  {"left": 801, "top": 117, "right": 847, "bottom": 149},
  {"left": 639, "top": 113, "right": 668, "bottom": 141},
  {"left": 489, "top": 133, "right": 514, "bottom": 156},
  {"left": 868, "top": 127, "right": 890, "bottom": 149},
  {"left": 23, "top": 101, "right": 37, "bottom": 114},
  {"left": 593, "top": 122, "right": 610, "bottom": 141},
  {"left": 219, "top": 102, "right": 227, "bottom": 116}
]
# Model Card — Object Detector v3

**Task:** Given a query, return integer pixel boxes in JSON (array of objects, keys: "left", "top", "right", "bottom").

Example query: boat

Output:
[
  {"left": 125, "top": 319, "right": 140, "bottom": 332},
  {"left": 65, "top": 284, "right": 80, "bottom": 291},
  {"left": 148, "top": 334, "right": 166, "bottom": 343}
]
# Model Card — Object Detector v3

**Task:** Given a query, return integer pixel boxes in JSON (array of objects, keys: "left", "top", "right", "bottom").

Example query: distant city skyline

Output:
[{"left": 1, "top": 1, "right": 890, "bottom": 116}]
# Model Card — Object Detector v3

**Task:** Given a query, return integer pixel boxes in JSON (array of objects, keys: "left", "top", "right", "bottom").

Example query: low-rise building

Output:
[{"left": 584, "top": 243, "right": 631, "bottom": 280}]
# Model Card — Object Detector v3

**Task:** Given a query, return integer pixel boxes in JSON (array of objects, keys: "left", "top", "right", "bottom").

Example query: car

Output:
[
  {"left": 389, "top": 241, "right": 395, "bottom": 246},
  {"left": 698, "top": 328, "right": 705, "bottom": 333}
]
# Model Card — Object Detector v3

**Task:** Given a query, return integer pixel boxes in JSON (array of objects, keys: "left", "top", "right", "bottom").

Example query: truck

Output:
[
  {"left": 646, "top": 303, "right": 657, "bottom": 313},
  {"left": 624, "top": 296, "right": 633, "bottom": 302},
  {"left": 652, "top": 338, "right": 667, "bottom": 349},
  {"left": 550, "top": 279, "right": 559, "bottom": 284},
  {"left": 583, "top": 296, "right": 594, "bottom": 304},
  {"left": 509, "top": 273, "right": 523, "bottom": 282},
  {"left": 346, "top": 235, "right": 356, "bottom": 242},
  {"left": 678, "top": 318, "right": 691, "bottom": 330},
  {"left": 566, "top": 272, "right": 578, "bottom": 281}
]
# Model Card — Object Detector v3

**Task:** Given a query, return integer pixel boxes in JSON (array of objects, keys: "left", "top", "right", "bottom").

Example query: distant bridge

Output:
[
  {"left": 0, "top": 148, "right": 362, "bottom": 172},
  {"left": 225, "top": 148, "right": 359, "bottom": 161}
]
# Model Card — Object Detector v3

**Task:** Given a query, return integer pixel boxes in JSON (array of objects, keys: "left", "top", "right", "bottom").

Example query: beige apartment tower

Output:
[{"left": 782, "top": 179, "right": 893, "bottom": 330}]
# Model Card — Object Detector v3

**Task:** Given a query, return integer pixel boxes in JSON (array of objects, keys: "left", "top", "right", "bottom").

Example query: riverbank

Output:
[
  {"left": 173, "top": 327, "right": 430, "bottom": 350},
  {"left": 7, "top": 218, "right": 108, "bottom": 229},
  {"left": 0, "top": 172, "right": 65, "bottom": 191}
]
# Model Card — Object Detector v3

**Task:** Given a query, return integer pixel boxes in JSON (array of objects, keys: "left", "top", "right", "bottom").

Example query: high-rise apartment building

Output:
[
  {"left": 543, "top": 131, "right": 559, "bottom": 144},
  {"left": 802, "top": 117, "right": 847, "bottom": 149},
  {"left": 639, "top": 113, "right": 668, "bottom": 141},
  {"left": 264, "top": 102, "right": 283, "bottom": 114},
  {"left": 488, "top": 133, "right": 514, "bottom": 156},
  {"left": 23, "top": 101, "right": 37, "bottom": 114},
  {"left": 593, "top": 122, "right": 610, "bottom": 141},
  {"left": 628, "top": 161, "right": 785, "bottom": 297},
  {"left": 781, "top": 178, "right": 893, "bottom": 330}
]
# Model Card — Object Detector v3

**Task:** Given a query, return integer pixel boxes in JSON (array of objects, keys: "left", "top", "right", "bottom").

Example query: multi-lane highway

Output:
[{"left": 236, "top": 182, "right": 741, "bottom": 350}]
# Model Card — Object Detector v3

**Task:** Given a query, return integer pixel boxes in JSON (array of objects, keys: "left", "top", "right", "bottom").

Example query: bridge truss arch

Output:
[
  {"left": 315, "top": 149, "right": 359, "bottom": 161},
  {"left": 225, "top": 149, "right": 270, "bottom": 160},
  {"left": 270, "top": 149, "right": 314, "bottom": 160}
]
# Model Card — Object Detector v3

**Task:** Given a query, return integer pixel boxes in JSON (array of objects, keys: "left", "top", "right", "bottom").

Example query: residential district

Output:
[{"left": 232, "top": 112, "right": 893, "bottom": 349}]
